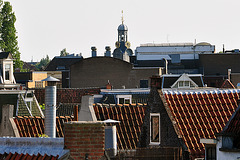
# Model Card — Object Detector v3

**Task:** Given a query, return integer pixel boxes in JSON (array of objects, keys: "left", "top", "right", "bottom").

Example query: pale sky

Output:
[{"left": 7, "top": 0, "right": 240, "bottom": 62}]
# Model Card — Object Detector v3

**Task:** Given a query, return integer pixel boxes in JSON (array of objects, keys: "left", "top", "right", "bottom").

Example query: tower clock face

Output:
[
  {"left": 125, "top": 41, "right": 131, "bottom": 48},
  {"left": 115, "top": 41, "right": 120, "bottom": 48}
]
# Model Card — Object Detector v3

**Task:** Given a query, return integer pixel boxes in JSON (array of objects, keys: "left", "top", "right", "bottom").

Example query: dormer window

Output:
[
  {"left": 5, "top": 64, "right": 10, "bottom": 80},
  {"left": 171, "top": 74, "right": 198, "bottom": 89},
  {"left": 116, "top": 95, "right": 132, "bottom": 104}
]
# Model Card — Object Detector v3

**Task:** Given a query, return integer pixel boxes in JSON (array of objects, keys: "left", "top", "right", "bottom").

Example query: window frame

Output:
[
  {"left": 4, "top": 63, "right": 11, "bottom": 81},
  {"left": 116, "top": 95, "right": 132, "bottom": 104},
  {"left": 150, "top": 113, "right": 160, "bottom": 145}
]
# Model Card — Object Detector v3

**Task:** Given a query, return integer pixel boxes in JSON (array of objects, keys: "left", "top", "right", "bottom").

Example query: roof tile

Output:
[
  {"left": 14, "top": 116, "right": 73, "bottom": 137},
  {"left": 94, "top": 104, "right": 146, "bottom": 150},
  {"left": 163, "top": 89, "right": 240, "bottom": 159}
]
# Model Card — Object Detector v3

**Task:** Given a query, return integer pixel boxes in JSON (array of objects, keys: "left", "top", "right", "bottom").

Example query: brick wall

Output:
[
  {"left": 139, "top": 87, "right": 182, "bottom": 148},
  {"left": 70, "top": 57, "right": 160, "bottom": 89},
  {"left": 64, "top": 121, "right": 105, "bottom": 160},
  {"left": 33, "top": 88, "right": 100, "bottom": 104}
]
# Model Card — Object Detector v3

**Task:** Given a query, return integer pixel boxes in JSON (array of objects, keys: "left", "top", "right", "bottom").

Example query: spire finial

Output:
[{"left": 121, "top": 10, "right": 124, "bottom": 24}]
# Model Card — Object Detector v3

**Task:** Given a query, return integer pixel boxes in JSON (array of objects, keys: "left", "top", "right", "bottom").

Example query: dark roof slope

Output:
[
  {"left": 221, "top": 105, "right": 240, "bottom": 148},
  {"left": 0, "top": 52, "right": 11, "bottom": 59},
  {"left": 45, "top": 56, "right": 82, "bottom": 71}
]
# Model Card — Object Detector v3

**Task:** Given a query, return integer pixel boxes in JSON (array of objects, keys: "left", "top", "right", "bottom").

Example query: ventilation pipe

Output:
[
  {"left": 105, "top": 46, "right": 111, "bottom": 57},
  {"left": 228, "top": 69, "right": 231, "bottom": 81},
  {"left": 42, "top": 76, "right": 60, "bottom": 138},
  {"left": 162, "top": 58, "right": 168, "bottom": 74},
  {"left": 91, "top": 46, "right": 97, "bottom": 57}
]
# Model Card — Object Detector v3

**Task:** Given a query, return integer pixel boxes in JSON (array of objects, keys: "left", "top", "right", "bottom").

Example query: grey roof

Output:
[
  {"left": 0, "top": 137, "right": 68, "bottom": 158},
  {"left": 42, "top": 76, "right": 60, "bottom": 82},
  {"left": 118, "top": 24, "right": 128, "bottom": 31}
]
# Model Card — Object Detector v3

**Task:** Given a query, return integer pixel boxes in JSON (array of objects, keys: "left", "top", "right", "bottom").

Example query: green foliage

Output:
[
  {"left": 35, "top": 55, "right": 50, "bottom": 70},
  {"left": 0, "top": 1, "right": 23, "bottom": 70},
  {"left": 60, "top": 48, "right": 69, "bottom": 57},
  {"left": 38, "top": 134, "right": 48, "bottom": 138},
  {"left": 39, "top": 103, "right": 45, "bottom": 110}
]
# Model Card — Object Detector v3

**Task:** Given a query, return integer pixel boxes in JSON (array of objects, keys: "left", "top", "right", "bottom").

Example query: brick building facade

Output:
[{"left": 70, "top": 57, "right": 162, "bottom": 89}]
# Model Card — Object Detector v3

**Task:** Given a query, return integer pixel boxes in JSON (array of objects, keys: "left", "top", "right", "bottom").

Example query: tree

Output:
[
  {"left": 0, "top": 1, "right": 22, "bottom": 69},
  {"left": 60, "top": 48, "right": 69, "bottom": 57},
  {"left": 36, "top": 55, "right": 50, "bottom": 70}
]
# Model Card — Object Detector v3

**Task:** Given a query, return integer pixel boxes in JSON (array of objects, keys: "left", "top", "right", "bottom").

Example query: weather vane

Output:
[{"left": 121, "top": 10, "right": 124, "bottom": 24}]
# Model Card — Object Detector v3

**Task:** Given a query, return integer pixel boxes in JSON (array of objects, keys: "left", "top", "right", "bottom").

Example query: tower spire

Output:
[{"left": 121, "top": 10, "right": 124, "bottom": 24}]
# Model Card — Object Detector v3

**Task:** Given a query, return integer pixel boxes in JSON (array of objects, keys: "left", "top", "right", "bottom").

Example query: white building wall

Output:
[
  {"left": 216, "top": 136, "right": 240, "bottom": 160},
  {"left": 135, "top": 43, "right": 214, "bottom": 61}
]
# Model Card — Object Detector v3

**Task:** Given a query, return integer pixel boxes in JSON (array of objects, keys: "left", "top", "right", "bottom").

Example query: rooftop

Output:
[{"left": 162, "top": 88, "right": 240, "bottom": 158}]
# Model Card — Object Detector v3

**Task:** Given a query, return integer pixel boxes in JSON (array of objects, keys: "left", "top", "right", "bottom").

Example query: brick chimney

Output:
[
  {"left": 64, "top": 121, "right": 105, "bottom": 159},
  {"left": 106, "top": 80, "right": 112, "bottom": 89}
]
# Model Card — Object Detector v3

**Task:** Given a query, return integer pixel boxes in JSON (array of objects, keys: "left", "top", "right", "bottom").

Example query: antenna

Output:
[{"left": 121, "top": 10, "right": 124, "bottom": 24}]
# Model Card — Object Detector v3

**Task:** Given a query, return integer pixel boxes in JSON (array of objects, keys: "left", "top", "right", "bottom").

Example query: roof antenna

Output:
[{"left": 121, "top": 10, "right": 124, "bottom": 24}]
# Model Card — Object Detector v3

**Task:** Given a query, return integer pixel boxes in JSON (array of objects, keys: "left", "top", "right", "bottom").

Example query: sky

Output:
[{"left": 6, "top": 0, "right": 240, "bottom": 62}]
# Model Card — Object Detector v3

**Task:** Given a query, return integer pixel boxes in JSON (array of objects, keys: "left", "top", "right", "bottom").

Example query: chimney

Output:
[
  {"left": 103, "top": 119, "right": 119, "bottom": 157},
  {"left": 73, "top": 105, "right": 78, "bottom": 121},
  {"left": 228, "top": 69, "right": 231, "bottom": 81},
  {"left": 79, "top": 95, "right": 97, "bottom": 121},
  {"left": 64, "top": 121, "right": 105, "bottom": 159},
  {"left": 42, "top": 76, "right": 60, "bottom": 138},
  {"left": 105, "top": 46, "right": 111, "bottom": 57},
  {"left": 91, "top": 46, "right": 97, "bottom": 57},
  {"left": 0, "top": 105, "right": 20, "bottom": 137},
  {"left": 106, "top": 80, "right": 112, "bottom": 89},
  {"left": 162, "top": 58, "right": 168, "bottom": 74}
]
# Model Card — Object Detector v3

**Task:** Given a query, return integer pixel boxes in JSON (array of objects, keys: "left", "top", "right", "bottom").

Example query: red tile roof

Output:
[
  {"left": 0, "top": 152, "right": 59, "bottom": 160},
  {"left": 93, "top": 104, "right": 146, "bottom": 150},
  {"left": 163, "top": 89, "right": 240, "bottom": 159},
  {"left": 14, "top": 116, "right": 73, "bottom": 137}
]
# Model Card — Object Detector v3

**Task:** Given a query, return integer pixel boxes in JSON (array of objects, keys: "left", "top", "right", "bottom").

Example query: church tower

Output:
[{"left": 113, "top": 11, "right": 133, "bottom": 62}]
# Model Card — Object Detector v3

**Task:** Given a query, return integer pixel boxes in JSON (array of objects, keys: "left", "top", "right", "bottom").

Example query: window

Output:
[
  {"left": 206, "top": 145, "right": 216, "bottom": 160},
  {"left": 5, "top": 64, "right": 11, "bottom": 80},
  {"left": 116, "top": 95, "right": 132, "bottom": 104},
  {"left": 35, "top": 81, "right": 43, "bottom": 88},
  {"left": 56, "top": 66, "right": 65, "bottom": 70},
  {"left": 119, "top": 98, "right": 125, "bottom": 104},
  {"left": 150, "top": 113, "right": 160, "bottom": 144}
]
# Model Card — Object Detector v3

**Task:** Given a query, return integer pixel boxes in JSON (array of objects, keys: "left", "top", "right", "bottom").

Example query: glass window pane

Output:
[
  {"left": 5, "top": 71, "right": 9, "bottom": 80},
  {"left": 184, "top": 81, "right": 190, "bottom": 87},
  {"left": 179, "top": 81, "right": 183, "bottom": 87},
  {"left": 125, "top": 99, "right": 130, "bottom": 104},
  {"left": 151, "top": 115, "right": 159, "bottom": 143},
  {"left": 119, "top": 98, "right": 124, "bottom": 104}
]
